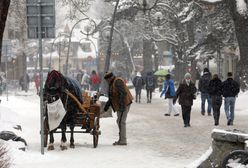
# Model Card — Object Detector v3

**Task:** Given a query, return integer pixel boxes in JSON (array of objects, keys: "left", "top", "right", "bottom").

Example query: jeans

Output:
[
  {"left": 224, "top": 97, "right": 236, "bottom": 122},
  {"left": 201, "top": 93, "right": 212, "bottom": 114}
]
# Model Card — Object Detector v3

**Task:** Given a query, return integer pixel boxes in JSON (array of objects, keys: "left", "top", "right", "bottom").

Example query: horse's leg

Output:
[
  {"left": 69, "top": 124, "right": 75, "bottom": 148},
  {"left": 47, "top": 132, "right": 55, "bottom": 150},
  {"left": 60, "top": 124, "right": 67, "bottom": 150}
]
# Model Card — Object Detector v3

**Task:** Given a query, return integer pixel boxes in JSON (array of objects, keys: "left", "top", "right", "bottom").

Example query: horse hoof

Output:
[
  {"left": 60, "top": 145, "right": 67, "bottom": 150},
  {"left": 70, "top": 144, "right": 75, "bottom": 148},
  {"left": 47, "top": 144, "right": 54, "bottom": 151}
]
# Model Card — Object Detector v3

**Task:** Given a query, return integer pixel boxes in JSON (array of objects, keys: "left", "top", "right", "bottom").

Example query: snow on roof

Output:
[{"left": 42, "top": 51, "right": 59, "bottom": 59}]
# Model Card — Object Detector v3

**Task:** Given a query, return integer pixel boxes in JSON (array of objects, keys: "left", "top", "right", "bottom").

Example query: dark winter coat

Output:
[
  {"left": 222, "top": 78, "right": 240, "bottom": 97},
  {"left": 174, "top": 80, "right": 197, "bottom": 106},
  {"left": 208, "top": 78, "right": 223, "bottom": 96},
  {"left": 132, "top": 76, "right": 144, "bottom": 91},
  {"left": 198, "top": 72, "right": 211, "bottom": 93},
  {"left": 145, "top": 73, "right": 156, "bottom": 90}
]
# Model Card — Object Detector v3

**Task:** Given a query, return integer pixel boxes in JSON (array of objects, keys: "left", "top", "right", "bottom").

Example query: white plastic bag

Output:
[{"left": 47, "top": 98, "right": 66, "bottom": 131}]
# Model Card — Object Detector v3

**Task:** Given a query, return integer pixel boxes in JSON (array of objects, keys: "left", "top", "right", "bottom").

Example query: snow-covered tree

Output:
[{"left": 200, "top": 0, "right": 248, "bottom": 90}]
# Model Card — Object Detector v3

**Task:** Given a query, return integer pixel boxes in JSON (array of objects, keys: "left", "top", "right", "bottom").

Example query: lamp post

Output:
[
  {"left": 49, "top": 33, "right": 69, "bottom": 71},
  {"left": 65, "top": 18, "right": 96, "bottom": 75}
]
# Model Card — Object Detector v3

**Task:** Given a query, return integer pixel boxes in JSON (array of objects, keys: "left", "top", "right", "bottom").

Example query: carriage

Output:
[{"left": 43, "top": 70, "right": 101, "bottom": 150}]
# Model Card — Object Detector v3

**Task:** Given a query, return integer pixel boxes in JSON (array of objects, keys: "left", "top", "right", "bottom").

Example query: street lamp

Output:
[
  {"left": 49, "top": 32, "right": 69, "bottom": 71},
  {"left": 65, "top": 17, "right": 96, "bottom": 75}
]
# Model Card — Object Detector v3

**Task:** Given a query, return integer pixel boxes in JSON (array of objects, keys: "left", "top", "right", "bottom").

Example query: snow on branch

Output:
[
  {"left": 236, "top": 0, "right": 248, "bottom": 16},
  {"left": 200, "top": 0, "right": 248, "bottom": 16}
]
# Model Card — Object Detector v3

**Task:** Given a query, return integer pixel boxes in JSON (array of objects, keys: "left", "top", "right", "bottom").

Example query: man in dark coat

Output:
[
  {"left": 208, "top": 74, "right": 223, "bottom": 126},
  {"left": 173, "top": 73, "right": 197, "bottom": 127},
  {"left": 198, "top": 68, "right": 212, "bottom": 116},
  {"left": 104, "top": 72, "right": 133, "bottom": 145},
  {"left": 222, "top": 72, "right": 240, "bottom": 125},
  {"left": 132, "top": 71, "right": 144, "bottom": 103},
  {"left": 145, "top": 71, "right": 156, "bottom": 103}
]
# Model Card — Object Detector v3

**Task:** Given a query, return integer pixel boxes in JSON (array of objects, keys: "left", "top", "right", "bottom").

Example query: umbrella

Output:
[{"left": 154, "top": 69, "right": 168, "bottom": 76}]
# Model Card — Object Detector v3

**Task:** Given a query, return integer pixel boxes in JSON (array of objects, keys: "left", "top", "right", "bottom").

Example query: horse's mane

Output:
[{"left": 44, "top": 70, "right": 83, "bottom": 103}]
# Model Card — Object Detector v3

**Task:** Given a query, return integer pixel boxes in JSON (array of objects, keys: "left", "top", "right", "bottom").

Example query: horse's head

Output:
[{"left": 44, "top": 70, "right": 67, "bottom": 103}]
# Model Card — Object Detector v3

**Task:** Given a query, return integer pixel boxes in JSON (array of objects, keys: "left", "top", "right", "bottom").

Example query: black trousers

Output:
[
  {"left": 211, "top": 95, "right": 222, "bottom": 124},
  {"left": 146, "top": 89, "right": 152, "bottom": 101},
  {"left": 181, "top": 105, "right": 192, "bottom": 125}
]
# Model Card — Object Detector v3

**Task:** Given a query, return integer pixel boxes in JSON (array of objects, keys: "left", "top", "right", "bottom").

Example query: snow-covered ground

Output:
[{"left": 1, "top": 84, "right": 248, "bottom": 168}]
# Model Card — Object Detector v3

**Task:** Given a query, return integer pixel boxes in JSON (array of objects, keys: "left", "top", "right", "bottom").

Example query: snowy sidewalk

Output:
[{"left": 0, "top": 89, "right": 248, "bottom": 168}]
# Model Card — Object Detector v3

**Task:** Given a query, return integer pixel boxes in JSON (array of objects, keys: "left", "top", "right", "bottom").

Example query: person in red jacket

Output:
[
  {"left": 90, "top": 70, "right": 101, "bottom": 91},
  {"left": 34, "top": 74, "right": 40, "bottom": 95}
]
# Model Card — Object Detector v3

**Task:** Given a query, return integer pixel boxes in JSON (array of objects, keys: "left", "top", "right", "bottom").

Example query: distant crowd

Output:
[{"left": 132, "top": 68, "right": 240, "bottom": 128}]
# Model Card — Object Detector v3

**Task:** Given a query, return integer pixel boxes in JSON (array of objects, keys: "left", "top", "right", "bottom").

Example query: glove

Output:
[{"left": 103, "top": 105, "right": 109, "bottom": 112}]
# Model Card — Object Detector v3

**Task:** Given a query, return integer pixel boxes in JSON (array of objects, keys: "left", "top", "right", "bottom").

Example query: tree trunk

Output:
[
  {"left": 143, "top": 39, "right": 153, "bottom": 73},
  {"left": 227, "top": 0, "right": 248, "bottom": 90},
  {"left": 0, "top": 0, "right": 11, "bottom": 66}
]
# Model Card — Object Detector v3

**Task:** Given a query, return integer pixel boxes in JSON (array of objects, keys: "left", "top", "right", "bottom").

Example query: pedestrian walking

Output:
[
  {"left": 173, "top": 73, "right": 197, "bottom": 127},
  {"left": 103, "top": 72, "right": 133, "bottom": 145},
  {"left": 132, "top": 71, "right": 144, "bottom": 103},
  {"left": 145, "top": 71, "right": 155, "bottom": 103},
  {"left": 34, "top": 73, "right": 40, "bottom": 95},
  {"left": 208, "top": 74, "right": 223, "bottom": 126},
  {"left": 222, "top": 72, "right": 240, "bottom": 126},
  {"left": 198, "top": 68, "right": 212, "bottom": 116},
  {"left": 90, "top": 70, "right": 101, "bottom": 92},
  {"left": 19, "top": 73, "right": 30, "bottom": 92},
  {"left": 81, "top": 71, "right": 90, "bottom": 91},
  {"left": 160, "top": 74, "right": 179, "bottom": 116}
]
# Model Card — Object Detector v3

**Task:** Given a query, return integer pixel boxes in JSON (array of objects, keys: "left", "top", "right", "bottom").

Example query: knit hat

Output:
[
  {"left": 184, "top": 72, "right": 191, "bottom": 79},
  {"left": 104, "top": 72, "right": 114, "bottom": 79},
  {"left": 136, "top": 72, "right": 141, "bottom": 77},
  {"left": 203, "top": 68, "right": 209, "bottom": 73}
]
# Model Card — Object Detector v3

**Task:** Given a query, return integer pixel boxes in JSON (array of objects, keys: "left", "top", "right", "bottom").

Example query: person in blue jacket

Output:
[{"left": 160, "top": 74, "right": 179, "bottom": 116}]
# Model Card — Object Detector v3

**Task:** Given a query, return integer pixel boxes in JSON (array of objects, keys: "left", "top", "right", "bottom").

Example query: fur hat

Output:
[
  {"left": 184, "top": 72, "right": 191, "bottom": 79},
  {"left": 104, "top": 72, "right": 114, "bottom": 79}
]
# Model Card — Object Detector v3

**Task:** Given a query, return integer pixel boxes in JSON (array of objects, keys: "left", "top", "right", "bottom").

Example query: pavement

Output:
[{"left": 127, "top": 89, "right": 248, "bottom": 165}]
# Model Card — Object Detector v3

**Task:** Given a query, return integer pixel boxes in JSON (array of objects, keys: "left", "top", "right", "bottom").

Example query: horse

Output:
[{"left": 43, "top": 70, "right": 83, "bottom": 150}]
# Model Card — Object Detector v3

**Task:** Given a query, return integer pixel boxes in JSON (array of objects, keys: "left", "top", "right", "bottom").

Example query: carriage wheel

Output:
[
  {"left": 222, "top": 150, "right": 248, "bottom": 167},
  {"left": 43, "top": 117, "right": 49, "bottom": 147},
  {"left": 93, "top": 117, "right": 99, "bottom": 148}
]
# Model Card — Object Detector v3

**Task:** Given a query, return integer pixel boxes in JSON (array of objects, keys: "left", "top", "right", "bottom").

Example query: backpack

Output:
[
  {"left": 135, "top": 77, "right": 143, "bottom": 87},
  {"left": 147, "top": 76, "right": 154, "bottom": 87},
  {"left": 200, "top": 74, "right": 210, "bottom": 93}
]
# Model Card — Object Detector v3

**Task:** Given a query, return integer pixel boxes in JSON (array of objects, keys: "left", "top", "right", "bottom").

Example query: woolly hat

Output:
[
  {"left": 184, "top": 72, "right": 191, "bottom": 79},
  {"left": 203, "top": 68, "right": 209, "bottom": 73},
  {"left": 104, "top": 72, "right": 114, "bottom": 79},
  {"left": 136, "top": 72, "right": 141, "bottom": 77}
]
